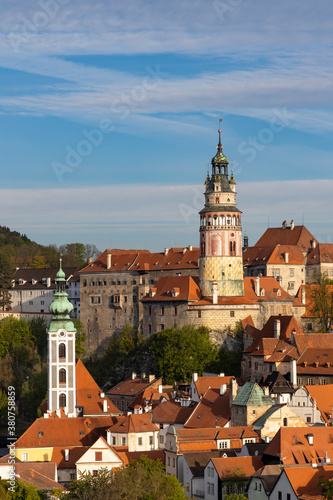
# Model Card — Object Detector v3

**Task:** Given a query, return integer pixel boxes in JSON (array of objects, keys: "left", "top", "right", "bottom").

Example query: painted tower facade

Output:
[
  {"left": 48, "top": 259, "right": 76, "bottom": 417},
  {"left": 199, "top": 128, "right": 244, "bottom": 297}
]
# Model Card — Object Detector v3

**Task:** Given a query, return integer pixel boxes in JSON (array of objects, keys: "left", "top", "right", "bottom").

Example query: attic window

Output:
[
  {"left": 80, "top": 431, "right": 85, "bottom": 435},
  {"left": 197, "top": 415, "right": 201, "bottom": 419},
  {"left": 88, "top": 394, "right": 91, "bottom": 399},
  {"left": 260, "top": 289, "right": 265, "bottom": 297},
  {"left": 38, "top": 432, "right": 43, "bottom": 438},
  {"left": 277, "top": 289, "right": 281, "bottom": 297}
]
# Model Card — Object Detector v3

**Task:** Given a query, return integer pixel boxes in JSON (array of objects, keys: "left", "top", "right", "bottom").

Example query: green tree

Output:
[
  {"left": 60, "top": 243, "right": 87, "bottom": 268},
  {"left": 29, "top": 317, "right": 48, "bottom": 363},
  {"left": 0, "top": 390, "right": 8, "bottom": 425},
  {"left": 67, "top": 457, "right": 187, "bottom": 500},
  {"left": 73, "top": 319, "right": 87, "bottom": 359},
  {"left": 318, "top": 475, "right": 333, "bottom": 500},
  {"left": 0, "top": 478, "right": 46, "bottom": 499},
  {"left": 148, "top": 325, "right": 218, "bottom": 384},
  {"left": 306, "top": 274, "right": 333, "bottom": 332},
  {"left": 20, "top": 370, "right": 47, "bottom": 421},
  {"left": 0, "top": 254, "right": 13, "bottom": 310}
]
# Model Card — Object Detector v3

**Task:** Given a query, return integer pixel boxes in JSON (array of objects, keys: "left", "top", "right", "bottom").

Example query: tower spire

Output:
[{"left": 217, "top": 118, "right": 223, "bottom": 152}]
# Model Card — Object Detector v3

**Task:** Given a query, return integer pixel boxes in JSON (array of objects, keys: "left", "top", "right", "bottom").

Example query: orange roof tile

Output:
[
  {"left": 284, "top": 465, "right": 333, "bottom": 498},
  {"left": 106, "top": 375, "right": 162, "bottom": 397},
  {"left": 80, "top": 247, "right": 199, "bottom": 274},
  {"left": 51, "top": 446, "right": 89, "bottom": 468},
  {"left": 107, "top": 413, "right": 159, "bottom": 434},
  {"left": 194, "top": 376, "right": 235, "bottom": 398},
  {"left": 184, "top": 388, "right": 231, "bottom": 429},
  {"left": 211, "top": 455, "right": 263, "bottom": 479},
  {"left": 304, "top": 384, "right": 333, "bottom": 424},
  {"left": 254, "top": 226, "right": 317, "bottom": 253},
  {"left": 244, "top": 277, "right": 299, "bottom": 303},
  {"left": 142, "top": 276, "right": 201, "bottom": 302},
  {"left": 307, "top": 243, "right": 333, "bottom": 265},
  {"left": 297, "top": 348, "right": 333, "bottom": 374},
  {"left": 243, "top": 245, "right": 306, "bottom": 266},
  {"left": 15, "top": 416, "right": 115, "bottom": 449},
  {"left": 152, "top": 400, "right": 195, "bottom": 425},
  {"left": 116, "top": 449, "right": 165, "bottom": 466}
]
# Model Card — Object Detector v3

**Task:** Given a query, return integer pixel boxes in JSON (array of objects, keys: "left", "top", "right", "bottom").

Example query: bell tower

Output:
[
  {"left": 199, "top": 125, "right": 244, "bottom": 297},
  {"left": 48, "top": 258, "right": 76, "bottom": 417}
]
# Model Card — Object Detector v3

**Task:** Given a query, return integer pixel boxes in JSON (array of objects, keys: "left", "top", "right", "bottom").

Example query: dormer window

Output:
[
  {"left": 172, "top": 288, "right": 180, "bottom": 298},
  {"left": 277, "top": 289, "right": 281, "bottom": 297},
  {"left": 260, "top": 289, "right": 265, "bottom": 297},
  {"left": 18, "top": 279, "right": 26, "bottom": 285},
  {"left": 32, "top": 279, "right": 37, "bottom": 285},
  {"left": 149, "top": 288, "right": 157, "bottom": 297}
]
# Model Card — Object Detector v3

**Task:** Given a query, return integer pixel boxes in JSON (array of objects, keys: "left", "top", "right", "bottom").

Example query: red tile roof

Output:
[
  {"left": 264, "top": 427, "right": 333, "bottom": 464},
  {"left": 243, "top": 245, "right": 306, "bottom": 266},
  {"left": 307, "top": 243, "right": 333, "bottom": 265},
  {"left": 51, "top": 446, "right": 89, "bottom": 468},
  {"left": 211, "top": 455, "right": 263, "bottom": 479},
  {"left": 304, "top": 384, "right": 333, "bottom": 424},
  {"left": 15, "top": 416, "right": 115, "bottom": 449},
  {"left": 106, "top": 375, "right": 162, "bottom": 397},
  {"left": 75, "top": 360, "right": 121, "bottom": 416},
  {"left": 254, "top": 226, "right": 317, "bottom": 253},
  {"left": 184, "top": 388, "right": 231, "bottom": 429},
  {"left": 194, "top": 376, "right": 235, "bottom": 398},
  {"left": 297, "top": 348, "right": 333, "bottom": 374},
  {"left": 244, "top": 277, "right": 301, "bottom": 303},
  {"left": 142, "top": 276, "right": 201, "bottom": 302},
  {"left": 14, "top": 463, "right": 67, "bottom": 491},
  {"left": 284, "top": 465, "right": 333, "bottom": 498},
  {"left": 116, "top": 449, "right": 165, "bottom": 466},
  {"left": 152, "top": 400, "right": 195, "bottom": 425},
  {"left": 80, "top": 247, "right": 199, "bottom": 274},
  {"left": 107, "top": 413, "right": 159, "bottom": 434}
]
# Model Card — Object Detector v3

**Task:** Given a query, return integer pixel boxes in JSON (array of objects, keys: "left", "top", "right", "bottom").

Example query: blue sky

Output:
[{"left": 0, "top": 0, "right": 332, "bottom": 251}]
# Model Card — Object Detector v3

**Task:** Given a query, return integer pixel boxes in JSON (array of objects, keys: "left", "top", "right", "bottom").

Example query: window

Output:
[
  {"left": 90, "top": 295, "right": 101, "bottom": 304},
  {"left": 307, "top": 417, "right": 311, "bottom": 423},
  {"left": 59, "top": 369, "right": 66, "bottom": 384},
  {"left": 160, "top": 324, "right": 165, "bottom": 331},
  {"left": 161, "top": 307, "right": 165, "bottom": 315},
  {"left": 253, "top": 409, "right": 256, "bottom": 415},
  {"left": 122, "top": 437, "right": 126, "bottom": 446},
  {"left": 22, "top": 452, "right": 28, "bottom": 461},
  {"left": 59, "top": 393, "right": 66, "bottom": 408},
  {"left": 174, "top": 306, "right": 177, "bottom": 316},
  {"left": 283, "top": 418, "right": 288, "bottom": 426},
  {"left": 29, "top": 301, "right": 33, "bottom": 305},
  {"left": 320, "top": 378, "right": 327, "bottom": 385},
  {"left": 148, "top": 324, "right": 152, "bottom": 334},
  {"left": 112, "top": 436, "right": 116, "bottom": 445},
  {"left": 290, "top": 269, "right": 294, "bottom": 277},
  {"left": 121, "top": 401, "right": 124, "bottom": 410},
  {"left": 289, "top": 282, "right": 295, "bottom": 290},
  {"left": 211, "top": 483, "right": 214, "bottom": 495},
  {"left": 172, "top": 458, "right": 175, "bottom": 467},
  {"left": 308, "top": 378, "right": 314, "bottom": 385},
  {"left": 219, "top": 441, "right": 227, "bottom": 449},
  {"left": 92, "top": 470, "right": 98, "bottom": 476},
  {"left": 230, "top": 310, "right": 235, "bottom": 317},
  {"left": 149, "top": 436, "right": 153, "bottom": 445},
  {"left": 278, "top": 492, "right": 282, "bottom": 500},
  {"left": 41, "top": 300, "right": 44, "bottom": 305},
  {"left": 287, "top": 494, "right": 291, "bottom": 500},
  {"left": 59, "top": 343, "right": 66, "bottom": 358},
  {"left": 70, "top": 473, "right": 75, "bottom": 480},
  {"left": 255, "top": 362, "right": 258, "bottom": 370},
  {"left": 270, "top": 306, "right": 274, "bottom": 315},
  {"left": 138, "top": 437, "right": 143, "bottom": 446},
  {"left": 168, "top": 457, "right": 170, "bottom": 466},
  {"left": 207, "top": 483, "right": 210, "bottom": 494},
  {"left": 149, "top": 307, "right": 152, "bottom": 316},
  {"left": 198, "top": 310, "right": 201, "bottom": 318},
  {"left": 298, "top": 377, "right": 303, "bottom": 385},
  {"left": 159, "top": 435, "right": 164, "bottom": 444},
  {"left": 282, "top": 305, "right": 287, "bottom": 314},
  {"left": 95, "top": 451, "right": 102, "bottom": 461}
]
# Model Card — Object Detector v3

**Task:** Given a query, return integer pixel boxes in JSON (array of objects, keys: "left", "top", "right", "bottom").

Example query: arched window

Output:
[
  {"left": 230, "top": 241, "right": 233, "bottom": 254},
  {"left": 221, "top": 216, "right": 225, "bottom": 226},
  {"left": 201, "top": 241, "right": 205, "bottom": 256},
  {"left": 208, "top": 216, "right": 212, "bottom": 226},
  {"left": 59, "top": 343, "right": 66, "bottom": 358},
  {"left": 59, "top": 394, "right": 66, "bottom": 408},
  {"left": 215, "top": 197, "right": 220, "bottom": 204},
  {"left": 203, "top": 217, "right": 206, "bottom": 227},
  {"left": 226, "top": 216, "right": 231, "bottom": 225},
  {"left": 213, "top": 216, "right": 218, "bottom": 226},
  {"left": 233, "top": 241, "right": 236, "bottom": 256},
  {"left": 59, "top": 369, "right": 66, "bottom": 384},
  {"left": 232, "top": 216, "right": 236, "bottom": 226}
]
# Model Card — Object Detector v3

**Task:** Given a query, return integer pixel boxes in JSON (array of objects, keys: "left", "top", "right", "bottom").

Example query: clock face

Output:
[{"left": 59, "top": 330, "right": 66, "bottom": 337}]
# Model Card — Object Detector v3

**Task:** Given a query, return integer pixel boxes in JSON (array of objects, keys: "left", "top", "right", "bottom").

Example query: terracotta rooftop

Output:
[
  {"left": 142, "top": 275, "right": 201, "bottom": 302},
  {"left": 243, "top": 245, "right": 306, "bottom": 266},
  {"left": 211, "top": 455, "right": 263, "bottom": 479},
  {"left": 297, "top": 348, "right": 333, "bottom": 375},
  {"left": 51, "top": 446, "right": 89, "bottom": 469},
  {"left": 15, "top": 416, "right": 115, "bottom": 449},
  {"left": 183, "top": 450, "right": 236, "bottom": 476},
  {"left": 184, "top": 388, "right": 231, "bottom": 429},
  {"left": 194, "top": 375, "right": 234, "bottom": 398},
  {"left": 307, "top": 243, "right": 333, "bottom": 265},
  {"left": 14, "top": 463, "right": 67, "bottom": 492},
  {"left": 116, "top": 449, "right": 165, "bottom": 466},
  {"left": 152, "top": 400, "right": 195, "bottom": 425},
  {"left": 80, "top": 247, "right": 199, "bottom": 274},
  {"left": 254, "top": 226, "right": 317, "bottom": 253},
  {"left": 12, "top": 267, "right": 78, "bottom": 290},
  {"left": 304, "top": 384, "right": 333, "bottom": 424},
  {"left": 284, "top": 465, "right": 333, "bottom": 499},
  {"left": 244, "top": 276, "right": 301, "bottom": 303},
  {"left": 107, "top": 413, "right": 159, "bottom": 434},
  {"left": 106, "top": 374, "right": 162, "bottom": 397}
]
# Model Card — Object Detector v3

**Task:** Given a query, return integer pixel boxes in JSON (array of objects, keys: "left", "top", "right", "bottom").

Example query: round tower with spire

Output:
[
  {"left": 199, "top": 124, "right": 244, "bottom": 297},
  {"left": 47, "top": 258, "right": 77, "bottom": 417}
]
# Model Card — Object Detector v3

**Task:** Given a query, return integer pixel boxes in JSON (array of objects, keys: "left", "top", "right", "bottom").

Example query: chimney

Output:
[
  {"left": 131, "top": 372, "right": 136, "bottom": 380},
  {"left": 290, "top": 359, "right": 297, "bottom": 387},
  {"left": 219, "top": 373, "right": 225, "bottom": 377},
  {"left": 193, "top": 373, "right": 198, "bottom": 383},
  {"left": 149, "top": 374, "right": 155, "bottom": 383},
  {"left": 274, "top": 319, "right": 281, "bottom": 338},
  {"left": 103, "top": 400, "right": 108, "bottom": 413},
  {"left": 158, "top": 384, "right": 163, "bottom": 394},
  {"left": 212, "top": 281, "right": 218, "bottom": 305},
  {"left": 65, "top": 449, "right": 69, "bottom": 462},
  {"left": 290, "top": 220, "right": 295, "bottom": 230},
  {"left": 88, "top": 256, "right": 93, "bottom": 264},
  {"left": 284, "top": 252, "right": 289, "bottom": 264},
  {"left": 188, "top": 245, "right": 193, "bottom": 251},
  {"left": 301, "top": 288, "right": 306, "bottom": 305},
  {"left": 46, "top": 277, "right": 51, "bottom": 287},
  {"left": 255, "top": 276, "right": 260, "bottom": 297},
  {"left": 107, "top": 251, "right": 112, "bottom": 270},
  {"left": 141, "top": 372, "right": 146, "bottom": 380},
  {"left": 307, "top": 433, "right": 314, "bottom": 446},
  {"left": 100, "top": 392, "right": 105, "bottom": 398},
  {"left": 230, "top": 379, "right": 237, "bottom": 404},
  {"left": 164, "top": 248, "right": 169, "bottom": 256},
  {"left": 311, "top": 239, "right": 316, "bottom": 249},
  {"left": 264, "top": 386, "right": 269, "bottom": 397},
  {"left": 220, "top": 384, "right": 227, "bottom": 396},
  {"left": 282, "top": 220, "right": 287, "bottom": 229}
]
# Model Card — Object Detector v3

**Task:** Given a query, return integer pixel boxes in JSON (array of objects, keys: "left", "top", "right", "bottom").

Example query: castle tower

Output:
[
  {"left": 48, "top": 258, "right": 76, "bottom": 417},
  {"left": 199, "top": 126, "right": 244, "bottom": 297}
]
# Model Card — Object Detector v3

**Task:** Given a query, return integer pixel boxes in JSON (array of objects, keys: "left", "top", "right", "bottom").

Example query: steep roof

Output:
[
  {"left": 251, "top": 464, "right": 283, "bottom": 494},
  {"left": 304, "top": 384, "right": 333, "bottom": 424},
  {"left": 283, "top": 465, "right": 333, "bottom": 499},
  {"left": 232, "top": 382, "right": 274, "bottom": 407},
  {"left": 307, "top": 243, "right": 333, "bottom": 265},
  {"left": 152, "top": 400, "right": 195, "bottom": 425},
  {"left": 75, "top": 360, "right": 121, "bottom": 416},
  {"left": 264, "top": 427, "right": 333, "bottom": 465},
  {"left": 243, "top": 245, "right": 306, "bottom": 266},
  {"left": 184, "top": 388, "right": 231, "bottom": 429},
  {"left": 254, "top": 226, "right": 317, "bottom": 253},
  {"left": 80, "top": 247, "right": 199, "bottom": 274},
  {"left": 183, "top": 450, "right": 236, "bottom": 476},
  {"left": 211, "top": 455, "right": 263, "bottom": 479},
  {"left": 297, "top": 348, "right": 333, "bottom": 375},
  {"left": 194, "top": 375, "right": 234, "bottom": 398},
  {"left": 13, "top": 463, "right": 67, "bottom": 491},
  {"left": 244, "top": 277, "right": 301, "bottom": 304},
  {"left": 141, "top": 276, "right": 201, "bottom": 302},
  {"left": 15, "top": 416, "right": 114, "bottom": 448},
  {"left": 107, "top": 413, "right": 159, "bottom": 434},
  {"left": 12, "top": 267, "right": 78, "bottom": 290}
]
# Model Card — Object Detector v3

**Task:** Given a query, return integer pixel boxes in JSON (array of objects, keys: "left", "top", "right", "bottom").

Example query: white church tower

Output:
[{"left": 48, "top": 258, "right": 76, "bottom": 417}]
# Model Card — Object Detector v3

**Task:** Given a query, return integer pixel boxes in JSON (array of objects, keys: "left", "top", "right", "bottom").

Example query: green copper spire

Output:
[{"left": 48, "top": 258, "right": 75, "bottom": 332}]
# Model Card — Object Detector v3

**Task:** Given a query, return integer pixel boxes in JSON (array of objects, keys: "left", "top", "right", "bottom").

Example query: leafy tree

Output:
[
  {"left": 225, "top": 495, "right": 248, "bottom": 500},
  {"left": 85, "top": 244, "right": 100, "bottom": 261},
  {"left": 318, "top": 475, "right": 333, "bottom": 499},
  {"left": 60, "top": 243, "right": 87, "bottom": 268},
  {"left": 41, "top": 244, "right": 60, "bottom": 268},
  {"left": 66, "top": 457, "right": 187, "bottom": 500},
  {"left": 27, "top": 255, "right": 47, "bottom": 269},
  {"left": 306, "top": 274, "right": 333, "bottom": 332},
  {"left": 0, "top": 478, "right": 46, "bottom": 499},
  {"left": 73, "top": 319, "right": 87, "bottom": 359},
  {"left": 29, "top": 317, "right": 48, "bottom": 363},
  {"left": 20, "top": 370, "right": 47, "bottom": 421},
  {"left": 0, "top": 390, "right": 8, "bottom": 425},
  {"left": 147, "top": 325, "right": 218, "bottom": 384},
  {"left": 0, "top": 254, "right": 13, "bottom": 310}
]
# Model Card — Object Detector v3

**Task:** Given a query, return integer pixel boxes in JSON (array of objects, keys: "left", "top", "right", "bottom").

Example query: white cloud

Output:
[{"left": 1, "top": 179, "right": 332, "bottom": 250}]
